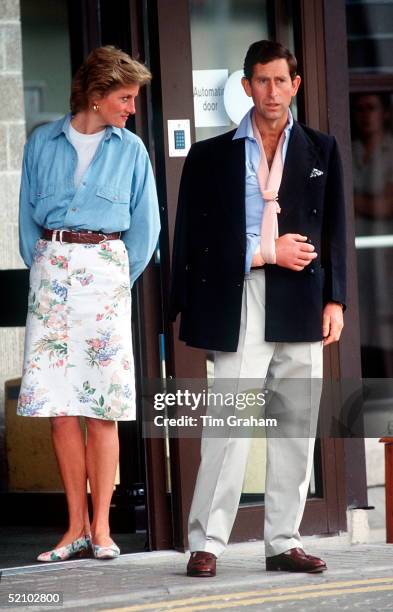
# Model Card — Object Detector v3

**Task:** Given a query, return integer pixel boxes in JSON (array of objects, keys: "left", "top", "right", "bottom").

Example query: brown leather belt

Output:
[{"left": 42, "top": 229, "right": 121, "bottom": 244}]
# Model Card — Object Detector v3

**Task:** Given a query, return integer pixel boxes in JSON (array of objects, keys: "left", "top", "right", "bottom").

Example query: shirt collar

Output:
[
  {"left": 233, "top": 106, "right": 294, "bottom": 141},
  {"left": 51, "top": 113, "right": 123, "bottom": 140}
]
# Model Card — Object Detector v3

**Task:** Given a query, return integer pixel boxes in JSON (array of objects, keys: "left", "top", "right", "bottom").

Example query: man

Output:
[{"left": 170, "top": 41, "right": 346, "bottom": 575}]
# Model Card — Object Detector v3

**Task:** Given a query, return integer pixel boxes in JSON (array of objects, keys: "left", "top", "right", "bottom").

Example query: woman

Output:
[{"left": 17, "top": 46, "right": 160, "bottom": 561}]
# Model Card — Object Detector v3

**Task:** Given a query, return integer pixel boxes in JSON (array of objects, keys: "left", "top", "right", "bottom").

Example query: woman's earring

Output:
[{"left": 93, "top": 103, "right": 100, "bottom": 112}]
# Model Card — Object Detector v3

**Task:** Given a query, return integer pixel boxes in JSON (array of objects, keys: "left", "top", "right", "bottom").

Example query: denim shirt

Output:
[{"left": 19, "top": 114, "right": 161, "bottom": 286}]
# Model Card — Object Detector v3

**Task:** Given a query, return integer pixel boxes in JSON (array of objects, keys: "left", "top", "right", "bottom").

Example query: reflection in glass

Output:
[
  {"left": 346, "top": 1, "right": 393, "bottom": 74},
  {"left": 21, "top": 0, "right": 71, "bottom": 136},
  {"left": 189, "top": 0, "right": 268, "bottom": 141},
  {"left": 351, "top": 92, "right": 393, "bottom": 376}
]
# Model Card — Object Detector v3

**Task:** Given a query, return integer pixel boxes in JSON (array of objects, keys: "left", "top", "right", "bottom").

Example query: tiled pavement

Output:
[
  {"left": 0, "top": 487, "right": 390, "bottom": 611},
  {"left": 1, "top": 537, "right": 393, "bottom": 611}
]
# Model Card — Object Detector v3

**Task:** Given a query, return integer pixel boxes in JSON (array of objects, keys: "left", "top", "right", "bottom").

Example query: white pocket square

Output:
[{"left": 310, "top": 168, "right": 324, "bottom": 178}]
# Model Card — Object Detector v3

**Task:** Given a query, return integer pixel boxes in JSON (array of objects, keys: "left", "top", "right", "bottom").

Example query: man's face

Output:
[
  {"left": 354, "top": 94, "right": 387, "bottom": 137},
  {"left": 242, "top": 59, "right": 301, "bottom": 123}
]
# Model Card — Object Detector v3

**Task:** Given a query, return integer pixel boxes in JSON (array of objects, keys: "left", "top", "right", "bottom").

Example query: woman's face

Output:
[{"left": 94, "top": 83, "right": 140, "bottom": 128}]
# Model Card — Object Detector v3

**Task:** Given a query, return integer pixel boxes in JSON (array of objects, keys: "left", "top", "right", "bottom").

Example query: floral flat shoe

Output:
[
  {"left": 92, "top": 540, "right": 120, "bottom": 560},
  {"left": 37, "top": 535, "right": 91, "bottom": 562}
]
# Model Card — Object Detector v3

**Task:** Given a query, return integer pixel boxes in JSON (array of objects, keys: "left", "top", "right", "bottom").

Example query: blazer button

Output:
[
  {"left": 311, "top": 208, "right": 318, "bottom": 215},
  {"left": 309, "top": 267, "right": 315, "bottom": 274},
  {"left": 201, "top": 278, "right": 206, "bottom": 282}
]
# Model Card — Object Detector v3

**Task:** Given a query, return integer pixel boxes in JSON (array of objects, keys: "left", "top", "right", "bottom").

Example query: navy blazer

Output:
[{"left": 169, "top": 121, "right": 346, "bottom": 352}]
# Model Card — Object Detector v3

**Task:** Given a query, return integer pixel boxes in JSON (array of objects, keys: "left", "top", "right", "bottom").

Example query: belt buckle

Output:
[
  {"left": 55, "top": 228, "right": 71, "bottom": 244},
  {"left": 98, "top": 233, "right": 108, "bottom": 244}
]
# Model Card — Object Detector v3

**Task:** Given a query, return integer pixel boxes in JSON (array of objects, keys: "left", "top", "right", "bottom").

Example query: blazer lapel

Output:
[{"left": 279, "top": 121, "right": 319, "bottom": 217}]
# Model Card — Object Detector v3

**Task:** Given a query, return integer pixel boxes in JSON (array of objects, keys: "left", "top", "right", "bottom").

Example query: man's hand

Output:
[
  {"left": 275, "top": 234, "right": 317, "bottom": 271},
  {"left": 322, "top": 302, "right": 344, "bottom": 346}
]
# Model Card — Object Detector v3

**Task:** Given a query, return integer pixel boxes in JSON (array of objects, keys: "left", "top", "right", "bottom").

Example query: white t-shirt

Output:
[{"left": 68, "top": 122, "right": 106, "bottom": 187}]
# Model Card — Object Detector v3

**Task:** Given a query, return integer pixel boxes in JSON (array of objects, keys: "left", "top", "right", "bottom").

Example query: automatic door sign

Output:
[{"left": 192, "top": 69, "right": 230, "bottom": 128}]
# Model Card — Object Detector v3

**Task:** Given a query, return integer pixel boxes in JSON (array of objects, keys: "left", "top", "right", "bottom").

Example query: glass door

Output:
[
  {"left": 151, "top": 0, "right": 348, "bottom": 550},
  {"left": 346, "top": 0, "right": 393, "bottom": 485},
  {"left": 188, "top": 0, "right": 322, "bottom": 515},
  {"left": 346, "top": 0, "right": 393, "bottom": 379},
  {"left": 351, "top": 92, "right": 393, "bottom": 379}
]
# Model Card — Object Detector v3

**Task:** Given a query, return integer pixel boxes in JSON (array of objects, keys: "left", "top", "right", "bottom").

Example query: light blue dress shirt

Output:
[
  {"left": 19, "top": 114, "right": 160, "bottom": 286},
  {"left": 233, "top": 107, "right": 293, "bottom": 273}
]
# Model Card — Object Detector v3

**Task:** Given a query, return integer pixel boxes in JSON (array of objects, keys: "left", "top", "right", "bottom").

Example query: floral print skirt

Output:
[{"left": 17, "top": 238, "right": 136, "bottom": 420}]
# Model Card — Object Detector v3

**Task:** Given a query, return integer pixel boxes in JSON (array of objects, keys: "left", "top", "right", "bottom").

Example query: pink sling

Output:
[{"left": 251, "top": 112, "right": 286, "bottom": 265}]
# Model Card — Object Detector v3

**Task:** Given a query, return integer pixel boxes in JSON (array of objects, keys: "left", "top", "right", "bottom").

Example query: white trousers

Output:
[{"left": 188, "top": 270, "right": 323, "bottom": 558}]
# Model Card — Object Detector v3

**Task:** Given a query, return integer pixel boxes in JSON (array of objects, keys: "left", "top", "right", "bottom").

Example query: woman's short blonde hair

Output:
[{"left": 70, "top": 46, "right": 152, "bottom": 114}]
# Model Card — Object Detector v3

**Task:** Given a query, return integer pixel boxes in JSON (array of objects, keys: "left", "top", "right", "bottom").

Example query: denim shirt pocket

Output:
[
  {"left": 96, "top": 186, "right": 130, "bottom": 205},
  {"left": 30, "top": 184, "right": 55, "bottom": 209}
]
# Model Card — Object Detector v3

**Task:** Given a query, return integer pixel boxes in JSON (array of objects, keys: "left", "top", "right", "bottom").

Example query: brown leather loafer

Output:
[
  {"left": 266, "top": 547, "right": 327, "bottom": 573},
  {"left": 187, "top": 551, "right": 217, "bottom": 577}
]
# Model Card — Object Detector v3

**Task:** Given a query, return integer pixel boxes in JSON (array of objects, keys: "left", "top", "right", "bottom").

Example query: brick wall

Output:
[{"left": 0, "top": 0, "right": 26, "bottom": 490}]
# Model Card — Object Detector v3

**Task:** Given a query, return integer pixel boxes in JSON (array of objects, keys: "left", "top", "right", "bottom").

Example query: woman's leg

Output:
[
  {"left": 85, "top": 418, "right": 119, "bottom": 546},
  {"left": 50, "top": 416, "right": 90, "bottom": 547}
]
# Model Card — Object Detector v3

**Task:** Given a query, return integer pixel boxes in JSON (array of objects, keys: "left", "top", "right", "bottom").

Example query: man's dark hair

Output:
[{"left": 243, "top": 40, "right": 297, "bottom": 81}]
